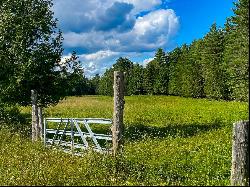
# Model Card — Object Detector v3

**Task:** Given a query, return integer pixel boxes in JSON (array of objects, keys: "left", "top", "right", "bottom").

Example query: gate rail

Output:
[{"left": 44, "top": 118, "right": 112, "bottom": 154}]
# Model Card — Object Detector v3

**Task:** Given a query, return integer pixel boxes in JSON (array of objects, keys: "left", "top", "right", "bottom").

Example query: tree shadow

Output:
[
  {"left": 124, "top": 119, "right": 223, "bottom": 141},
  {"left": 0, "top": 109, "right": 32, "bottom": 137}
]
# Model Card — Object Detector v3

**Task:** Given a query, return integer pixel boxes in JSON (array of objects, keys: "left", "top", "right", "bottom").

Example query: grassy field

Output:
[{"left": 0, "top": 95, "right": 248, "bottom": 186}]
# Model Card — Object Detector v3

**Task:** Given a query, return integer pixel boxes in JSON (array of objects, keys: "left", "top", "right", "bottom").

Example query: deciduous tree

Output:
[{"left": 0, "top": 0, "right": 83, "bottom": 108}]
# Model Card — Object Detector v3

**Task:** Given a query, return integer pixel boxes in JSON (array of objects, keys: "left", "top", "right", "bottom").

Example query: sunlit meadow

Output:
[{"left": 0, "top": 95, "right": 248, "bottom": 186}]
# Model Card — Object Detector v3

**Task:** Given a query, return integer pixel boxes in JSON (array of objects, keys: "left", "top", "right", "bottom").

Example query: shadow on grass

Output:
[
  {"left": 43, "top": 118, "right": 224, "bottom": 143},
  {"left": 0, "top": 110, "right": 32, "bottom": 137},
  {"left": 124, "top": 119, "right": 223, "bottom": 141}
]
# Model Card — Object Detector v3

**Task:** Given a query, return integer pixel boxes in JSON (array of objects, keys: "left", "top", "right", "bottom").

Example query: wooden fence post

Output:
[
  {"left": 38, "top": 107, "right": 43, "bottom": 140},
  {"left": 31, "top": 90, "right": 39, "bottom": 142},
  {"left": 112, "top": 71, "right": 125, "bottom": 156},
  {"left": 231, "top": 120, "right": 249, "bottom": 186}
]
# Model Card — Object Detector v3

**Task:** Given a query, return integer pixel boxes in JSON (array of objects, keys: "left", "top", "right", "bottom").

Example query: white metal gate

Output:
[{"left": 44, "top": 118, "right": 112, "bottom": 155}]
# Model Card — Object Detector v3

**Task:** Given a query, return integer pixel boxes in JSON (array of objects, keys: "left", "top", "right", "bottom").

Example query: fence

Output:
[
  {"left": 230, "top": 120, "right": 249, "bottom": 186},
  {"left": 31, "top": 71, "right": 125, "bottom": 155},
  {"left": 44, "top": 118, "right": 113, "bottom": 155}
]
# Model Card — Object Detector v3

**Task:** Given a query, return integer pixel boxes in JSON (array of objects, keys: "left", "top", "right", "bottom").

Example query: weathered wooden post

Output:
[
  {"left": 31, "top": 90, "right": 39, "bottom": 142},
  {"left": 38, "top": 107, "right": 43, "bottom": 140},
  {"left": 112, "top": 71, "right": 125, "bottom": 156},
  {"left": 231, "top": 120, "right": 249, "bottom": 186}
]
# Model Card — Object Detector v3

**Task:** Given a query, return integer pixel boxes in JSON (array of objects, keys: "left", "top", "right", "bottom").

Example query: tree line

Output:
[
  {"left": 0, "top": 0, "right": 248, "bottom": 126},
  {"left": 70, "top": 0, "right": 249, "bottom": 102}
]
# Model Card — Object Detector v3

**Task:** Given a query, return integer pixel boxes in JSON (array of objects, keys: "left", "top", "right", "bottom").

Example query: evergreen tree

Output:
[
  {"left": 201, "top": 23, "right": 228, "bottom": 99},
  {"left": 89, "top": 74, "right": 101, "bottom": 95},
  {"left": 188, "top": 39, "right": 205, "bottom": 98},
  {"left": 91, "top": 0, "right": 249, "bottom": 102},
  {"left": 97, "top": 57, "right": 134, "bottom": 96},
  {"left": 143, "top": 48, "right": 169, "bottom": 95},
  {"left": 168, "top": 47, "right": 182, "bottom": 96},
  {"left": 154, "top": 48, "right": 169, "bottom": 95},
  {"left": 143, "top": 59, "right": 157, "bottom": 94},
  {"left": 69, "top": 75, "right": 94, "bottom": 96},
  {"left": 177, "top": 44, "right": 192, "bottom": 97},
  {"left": 223, "top": 0, "right": 249, "bottom": 101},
  {"left": 97, "top": 68, "right": 114, "bottom": 96},
  {"left": 128, "top": 64, "right": 145, "bottom": 95},
  {"left": 113, "top": 57, "right": 133, "bottom": 95}
]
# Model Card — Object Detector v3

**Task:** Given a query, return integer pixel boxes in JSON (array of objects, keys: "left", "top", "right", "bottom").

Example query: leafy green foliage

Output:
[
  {"left": 0, "top": 103, "right": 25, "bottom": 126},
  {"left": 0, "top": 0, "right": 83, "bottom": 107}
]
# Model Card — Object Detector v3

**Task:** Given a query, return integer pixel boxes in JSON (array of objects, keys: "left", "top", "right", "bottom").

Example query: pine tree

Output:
[
  {"left": 223, "top": 0, "right": 249, "bottom": 101},
  {"left": 201, "top": 23, "right": 228, "bottom": 99},
  {"left": 168, "top": 47, "right": 182, "bottom": 96},
  {"left": 89, "top": 74, "right": 101, "bottom": 95},
  {"left": 188, "top": 39, "right": 205, "bottom": 98},
  {"left": 97, "top": 57, "right": 134, "bottom": 96},
  {"left": 177, "top": 44, "right": 192, "bottom": 97},
  {"left": 128, "top": 64, "right": 145, "bottom": 95},
  {"left": 154, "top": 48, "right": 170, "bottom": 94},
  {"left": 97, "top": 68, "right": 114, "bottom": 96},
  {"left": 143, "top": 59, "right": 157, "bottom": 94}
]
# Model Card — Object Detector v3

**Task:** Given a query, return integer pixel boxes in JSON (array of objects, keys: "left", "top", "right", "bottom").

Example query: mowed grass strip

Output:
[{"left": 1, "top": 95, "right": 248, "bottom": 186}]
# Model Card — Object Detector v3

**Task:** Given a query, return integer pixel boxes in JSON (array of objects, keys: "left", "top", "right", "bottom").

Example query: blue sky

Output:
[{"left": 53, "top": 0, "right": 235, "bottom": 77}]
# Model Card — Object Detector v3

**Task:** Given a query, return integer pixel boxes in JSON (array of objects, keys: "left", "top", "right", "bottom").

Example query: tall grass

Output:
[{"left": 1, "top": 95, "right": 248, "bottom": 185}]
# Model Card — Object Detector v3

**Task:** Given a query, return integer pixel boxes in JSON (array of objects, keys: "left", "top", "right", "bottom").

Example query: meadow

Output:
[{"left": 0, "top": 95, "right": 248, "bottom": 186}]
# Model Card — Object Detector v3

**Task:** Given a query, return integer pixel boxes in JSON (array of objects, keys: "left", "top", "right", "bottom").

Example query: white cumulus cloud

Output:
[
  {"left": 52, "top": 0, "right": 179, "bottom": 76},
  {"left": 120, "top": 0, "right": 162, "bottom": 13},
  {"left": 62, "top": 8, "right": 179, "bottom": 53}
]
